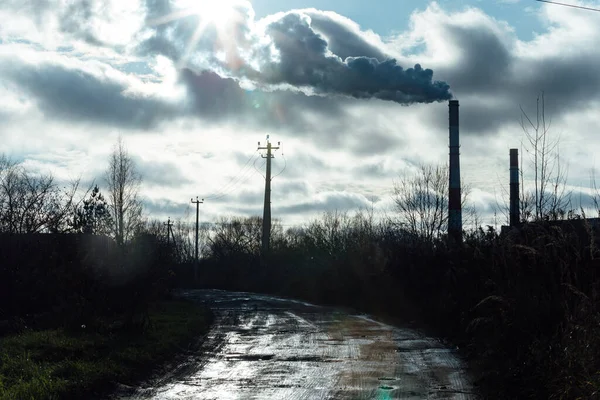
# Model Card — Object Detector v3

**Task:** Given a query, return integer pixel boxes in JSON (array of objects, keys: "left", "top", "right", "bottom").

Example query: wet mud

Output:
[{"left": 112, "top": 290, "right": 478, "bottom": 399}]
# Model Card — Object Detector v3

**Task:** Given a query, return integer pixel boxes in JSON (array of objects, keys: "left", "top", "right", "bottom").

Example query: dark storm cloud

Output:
[
  {"left": 143, "top": 198, "right": 188, "bottom": 216},
  {"left": 179, "top": 68, "right": 349, "bottom": 131},
  {"left": 133, "top": 157, "right": 192, "bottom": 187},
  {"left": 0, "top": 56, "right": 179, "bottom": 129},
  {"left": 231, "top": 190, "right": 264, "bottom": 205},
  {"left": 225, "top": 188, "right": 371, "bottom": 217},
  {"left": 424, "top": 99, "right": 518, "bottom": 136},
  {"left": 0, "top": 53, "right": 352, "bottom": 138},
  {"left": 277, "top": 191, "right": 370, "bottom": 215},
  {"left": 349, "top": 131, "right": 401, "bottom": 156},
  {"left": 424, "top": 10, "right": 600, "bottom": 136},
  {"left": 351, "top": 161, "right": 396, "bottom": 178},
  {"left": 205, "top": 182, "right": 308, "bottom": 208},
  {"left": 256, "top": 12, "right": 451, "bottom": 104},
  {"left": 277, "top": 153, "right": 328, "bottom": 179},
  {"left": 180, "top": 69, "right": 247, "bottom": 120},
  {"left": 441, "top": 25, "right": 512, "bottom": 92},
  {"left": 273, "top": 181, "right": 310, "bottom": 197}
]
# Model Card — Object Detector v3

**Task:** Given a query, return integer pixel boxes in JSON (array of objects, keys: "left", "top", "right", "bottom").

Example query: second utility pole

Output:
[
  {"left": 164, "top": 217, "right": 173, "bottom": 246},
  {"left": 191, "top": 196, "right": 203, "bottom": 283},
  {"left": 258, "top": 136, "right": 279, "bottom": 259}
]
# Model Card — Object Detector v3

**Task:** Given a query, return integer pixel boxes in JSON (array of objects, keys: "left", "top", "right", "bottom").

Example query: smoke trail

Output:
[{"left": 252, "top": 12, "right": 452, "bottom": 104}]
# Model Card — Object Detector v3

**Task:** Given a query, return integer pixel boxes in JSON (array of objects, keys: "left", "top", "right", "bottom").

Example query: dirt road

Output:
[{"left": 114, "top": 289, "right": 477, "bottom": 399}]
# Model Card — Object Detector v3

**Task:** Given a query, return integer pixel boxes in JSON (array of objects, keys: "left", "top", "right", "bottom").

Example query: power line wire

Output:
[
  {"left": 208, "top": 156, "right": 262, "bottom": 201},
  {"left": 535, "top": 0, "right": 600, "bottom": 12},
  {"left": 254, "top": 156, "right": 266, "bottom": 179},
  {"left": 205, "top": 152, "right": 257, "bottom": 199},
  {"left": 205, "top": 151, "right": 260, "bottom": 200},
  {"left": 204, "top": 150, "right": 257, "bottom": 199},
  {"left": 272, "top": 151, "right": 287, "bottom": 180}
]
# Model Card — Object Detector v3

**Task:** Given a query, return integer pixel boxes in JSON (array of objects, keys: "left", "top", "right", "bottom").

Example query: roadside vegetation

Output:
[
  {"left": 0, "top": 300, "right": 209, "bottom": 400},
  {"left": 0, "top": 139, "right": 212, "bottom": 400}
]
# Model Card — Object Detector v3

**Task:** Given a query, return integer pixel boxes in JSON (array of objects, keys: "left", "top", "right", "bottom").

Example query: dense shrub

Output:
[{"left": 0, "top": 232, "right": 176, "bottom": 333}]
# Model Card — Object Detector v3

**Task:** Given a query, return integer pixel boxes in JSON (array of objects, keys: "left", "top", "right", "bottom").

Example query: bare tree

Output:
[
  {"left": 207, "top": 216, "right": 262, "bottom": 259},
  {"left": 393, "top": 163, "right": 475, "bottom": 241},
  {"left": 105, "top": 138, "right": 143, "bottom": 246},
  {"left": 393, "top": 164, "right": 449, "bottom": 242},
  {"left": 0, "top": 155, "right": 80, "bottom": 233},
  {"left": 519, "top": 92, "right": 571, "bottom": 221}
]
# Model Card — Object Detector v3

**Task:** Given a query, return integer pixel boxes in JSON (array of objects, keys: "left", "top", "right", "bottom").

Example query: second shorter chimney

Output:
[{"left": 509, "top": 148, "right": 520, "bottom": 227}]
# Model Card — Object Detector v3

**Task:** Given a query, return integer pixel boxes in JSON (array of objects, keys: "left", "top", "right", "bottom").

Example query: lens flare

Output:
[{"left": 148, "top": 0, "right": 246, "bottom": 69}]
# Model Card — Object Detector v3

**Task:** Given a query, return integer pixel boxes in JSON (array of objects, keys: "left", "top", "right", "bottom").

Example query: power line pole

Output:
[
  {"left": 164, "top": 217, "right": 173, "bottom": 246},
  {"left": 258, "top": 135, "right": 279, "bottom": 259},
  {"left": 191, "top": 197, "right": 203, "bottom": 282}
]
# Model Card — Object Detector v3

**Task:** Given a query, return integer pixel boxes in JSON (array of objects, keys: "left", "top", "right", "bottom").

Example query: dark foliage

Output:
[
  {"left": 0, "top": 232, "right": 176, "bottom": 335},
  {"left": 69, "top": 185, "right": 113, "bottom": 235},
  {"left": 193, "top": 212, "right": 600, "bottom": 399}
]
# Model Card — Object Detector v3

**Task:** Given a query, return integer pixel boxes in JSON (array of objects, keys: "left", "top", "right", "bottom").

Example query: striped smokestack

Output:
[
  {"left": 510, "top": 148, "right": 520, "bottom": 227},
  {"left": 448, "top": 100, "right": 462, "bottom": 243}
]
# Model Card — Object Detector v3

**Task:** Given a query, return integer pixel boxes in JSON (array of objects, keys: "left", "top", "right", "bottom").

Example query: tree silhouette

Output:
[
  {"left": 105, "top": 138, "right": 143, "bottom": 246},
  {"left": 71, "top": 185, "right": 112, "bottom": 235}
]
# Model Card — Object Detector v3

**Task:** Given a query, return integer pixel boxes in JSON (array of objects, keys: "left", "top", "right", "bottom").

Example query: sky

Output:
[{"left": 1, "top": 0, "right": 600, "bottom": 228}]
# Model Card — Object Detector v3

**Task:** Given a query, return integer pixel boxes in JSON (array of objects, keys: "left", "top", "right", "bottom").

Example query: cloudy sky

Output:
[{"left": 1, "top": 0, "right": 599, "bottom": 228}]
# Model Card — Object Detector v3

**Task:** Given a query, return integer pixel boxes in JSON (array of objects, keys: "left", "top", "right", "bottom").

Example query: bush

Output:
[{"left": 0, "top": 232, "right": 176, "bottom": 333}]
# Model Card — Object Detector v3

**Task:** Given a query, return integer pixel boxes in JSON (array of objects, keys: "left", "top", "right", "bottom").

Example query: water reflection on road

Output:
[{"left": 113, "top": 289, "right": 478, "bottom": 399}]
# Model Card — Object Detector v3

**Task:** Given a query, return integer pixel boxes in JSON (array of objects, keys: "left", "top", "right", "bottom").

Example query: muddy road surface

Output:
[{"left": 114, "top": 289, "right": 478, "bottom": 399}]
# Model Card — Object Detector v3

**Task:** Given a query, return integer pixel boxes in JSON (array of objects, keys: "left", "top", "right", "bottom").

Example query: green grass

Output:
[{"left": 0, "top": 300, "right": 212, "bottom": 400}]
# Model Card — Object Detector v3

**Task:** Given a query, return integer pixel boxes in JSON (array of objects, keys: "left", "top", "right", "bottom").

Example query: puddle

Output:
[{"left": 224, "top": 354, "right": 274, "bottom": 361}]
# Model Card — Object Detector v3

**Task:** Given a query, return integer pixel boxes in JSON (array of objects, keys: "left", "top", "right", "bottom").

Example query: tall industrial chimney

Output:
[
  {"left": 448, "top": 100, "right": 462, "bottom": 243},
  {"left": 509, "top": 148, "right": 520, "bottom": 227}
]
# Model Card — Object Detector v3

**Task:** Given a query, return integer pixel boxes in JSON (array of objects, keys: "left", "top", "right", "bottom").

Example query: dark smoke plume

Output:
[{"left": 253, "top": 12, "right": 452, "bottom": 104}]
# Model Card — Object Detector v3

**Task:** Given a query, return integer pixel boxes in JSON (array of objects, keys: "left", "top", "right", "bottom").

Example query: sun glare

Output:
[
  {"left": 178, "top": 0, "right": 238, "bottom": 28},
  {"left": 150, "top": 0, "right": 245, "bottom": 69}
]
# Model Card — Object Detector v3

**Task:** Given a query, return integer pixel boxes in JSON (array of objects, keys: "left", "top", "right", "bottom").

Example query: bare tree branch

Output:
[{"left": 105, "top": 137, "right": 143, "bottom": 246}]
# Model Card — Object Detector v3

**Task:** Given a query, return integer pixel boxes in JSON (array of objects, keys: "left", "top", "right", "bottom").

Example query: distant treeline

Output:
[{"left": 186, "top": 211, "right": 600, "bottom": 400}]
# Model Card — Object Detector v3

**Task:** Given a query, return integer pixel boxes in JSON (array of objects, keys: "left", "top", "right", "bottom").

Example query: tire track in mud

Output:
[{"left": 112, "top": 290, "right": 478, "bottom": 399}]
